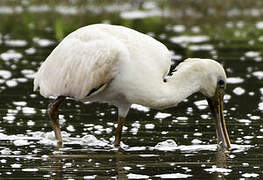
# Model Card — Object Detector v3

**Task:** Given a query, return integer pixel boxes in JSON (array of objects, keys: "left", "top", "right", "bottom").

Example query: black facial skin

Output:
[{"left": 218, "top": 79, "right": 225, "bottom": 88}]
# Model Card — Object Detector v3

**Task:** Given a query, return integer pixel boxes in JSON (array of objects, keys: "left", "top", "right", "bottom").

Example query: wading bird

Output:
[{"left": 34, "top": 24, "right": 231, "bottom": 149}]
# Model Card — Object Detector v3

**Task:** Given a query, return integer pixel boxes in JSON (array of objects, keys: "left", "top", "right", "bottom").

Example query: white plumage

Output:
[{"left": 34, "top": 24, "right": 231, "bottom": 149}]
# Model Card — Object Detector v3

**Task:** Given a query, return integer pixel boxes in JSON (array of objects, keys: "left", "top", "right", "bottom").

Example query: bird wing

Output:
[{"left": 34, "top": 36, "right": 121, "bottom": 100}]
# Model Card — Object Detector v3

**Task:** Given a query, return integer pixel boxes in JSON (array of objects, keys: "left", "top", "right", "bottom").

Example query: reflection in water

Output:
[
  {"left": 116, "top": 149, "right": 128, "bottom": 180},
  {"left": 214, "top": 147, "right": 229, "bottom": 180},
  {"left": 48, "top": 150, "right": 129, "bottom": 180},
  {"left": 53, "top": 156, "right": 63, "bottom": 180},
  {"left": 0, "top": 0, "right": 263, "bottom": 179},
  {"left": 216, "top": 148, "right": 228, "bottom": 169}
]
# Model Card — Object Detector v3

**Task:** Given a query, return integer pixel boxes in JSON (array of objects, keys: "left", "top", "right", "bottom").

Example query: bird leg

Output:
[
  {"left": 48, "top": 96, "right": 66, "bottom": 147},
  {"left": 114, "top": 116, "right": 125, "bottom": 147}
]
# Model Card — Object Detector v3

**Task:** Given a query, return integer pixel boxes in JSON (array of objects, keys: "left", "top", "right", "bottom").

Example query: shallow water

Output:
[{"left": 0, "top": 0, "right": 263, "bottom": 179}]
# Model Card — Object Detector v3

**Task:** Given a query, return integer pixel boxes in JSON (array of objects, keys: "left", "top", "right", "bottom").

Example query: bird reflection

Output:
[
  {"left": 213, "top": 147, "right": 229, "bottom": 180},
  {"left": 115, "top": 149, "right": 128, "bottom": 180}
]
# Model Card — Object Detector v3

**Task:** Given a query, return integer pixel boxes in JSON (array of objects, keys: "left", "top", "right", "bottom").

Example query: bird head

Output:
[
  {"left": 170, "top": 58, "right": 231, "bottom": 149},
  {"left": 197, "top": 59, "right": 231, "bottom": 150}
]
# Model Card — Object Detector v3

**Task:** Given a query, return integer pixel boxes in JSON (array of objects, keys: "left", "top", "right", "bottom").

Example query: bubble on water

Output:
[
  {"left": 130, "top": 127, "right": 139, "bottom": 135},
  {"left": 0, "top": 148, "right": 12, "bottom": 155},
  {"left": 191, "top": 26, "right": 200, "bottom": 33},
  {"left": 55, "top": 5, "right": 78, "bottom": 15},
  {"left": 172, "top": 54, "right": 182, "bottom": 61},
  {"left": 13, "top": 101, "right": 27, "bottom": 106},
  {"left": 227, "top": 77, "right": 244, "bottom": 84},
  {"left": 22, "top": 168, "right": 39, "bottom": 172},
  {"left": 127, "top": 173, "right": 149, "bottom": 179},
  {"left": 0, "top": 50, "right": 22, "bottom": 61},
  {"left": 176, "top": 116, "right": 188, "bottom": 121},
  {"left": 0, "top": 159, "right": 7, "bottom": 163},
  {"left": 155, "top": 173, "right": 192, "bottom": 179},
  {"left": 233, "top": 87, "right": 245, "bottom": 95},
  {"left": 16, "top": 77, "right": 28, "bottom": 83},
  {"left": 66, "top": 125, "right": 75, "bottom": 132},
  {"left": 194, "top": 100, "right": 208, "bottom": 110},
  {"left": 13, "top": 139, "right": 30, "bottom": 146},
  {"left": 188, "top": 44, "right": 214, "bottom": 51},
  {"left": 242, "top": 162, "right": 249, "bottom": 167},
  {"left": 22, "top": 107, "right": 36, "bottom": 114},
  {"left": 230, "top": 144, "right": 252, "bottom": 153},
  {"left": 0, "top": 133, "right": 9, "bottom": 140},
  {"left": 258, "top": 102, "right": 263, "bottom": 111},
  {"left": 252, "top": 71, "right": 263, "bottom": 80},
  {"left": 242, "top": 173, "right": 259, "bottom": 178},
  {"left": 142, "top": 1, "right": 157, "bottom": 9},
  {"left": 28, "top": 5, "right": 51, "bottom": 13},
  {"left": 170, "top": 35, "right": 209, "bottom": 45},
  {"left": 33, "top": 37, "right": 55, "bottom": 47},
  {"left": 256, "top": 21, "right": 263, "bottom": 29},
  {"left": 245, "top": 51, "right": 260, "bottom": 58},
  {"left": 25, "top": 47, "right": 36, "bottom": 55},
  {"left": 200, "top": 114, "right": 209, "bottom": 119},
  {"left": 5, "top": 39, "right": 27, "bottom": 47},
  {"left": 154, "top": 112, "right": 171, "bottom": 119},
  {"left": 3, "top": 115, "right": 15, "bottom": 122},
  {"left": 94, "top": 125, "right": 103, "bottom": 130},
  {"left": 6, "top": 79, "right": 18, "bottom": 87},
  {"left": 83, "top": 175, "right": 97, "bottom": 179},
  {"left": 11, "top": 163, "right": 22, "bottom": 168},
  {"left": 139, "top": 154, "right": 159, "bottom": 158},
  {"left": 0, "top": 6, "right": 22, "bottom": 14},
  {"left": 191, "top": 139, "right": 202, "bottom": 144},
  {"left": 154, "top": 139, "right": 177, "bottom": 151},
  {"left": 243, "top": 136, "right": 253, "bottom": 140},
  {"left": 27, "top": 120, "right": 35, "bottom": 126},
  {"left": 105, "top": 127, "right": 112, "bottom": 134},
  {"left": 237, "top": 119, "right": 251, "bottom": 124},
  {"left": 145, "top": 123, "right": 155, "bottom": 129},
  {"left": 64, "top": 162, "right": 72, "bottom": 168},
  {"left": 120, "top": 9, "right": 163, "bottom": 19},
  {"left": 21, "top": 69, "right": 35, "bottom": 79},
  {"left": 193, "top": 132, "right": 202, "bottom": 137},
  {"left": 161, "top": 131, "right": 168, "bottom": 135},
  {"left": 125, "top": 146, "right": 147, "bottom": 152},
  {"left": 131, "top": 121, "right": 141, "bottom": 128},
  {"left": 0, "top": 70, "right": 11, "bottom": 79},
  {"left": 155, "top": 143, "right": 251, "bottom": 153},
  {"left": 123, "top": 166, "right": 132, "bottom": 171},
  {"left": 80, "top": 135, "right": 108, "bottom": 147},
  {"left": 131, "top": 104, "right": 150, "bottom": 112},
  {"left": 204, "top": 165, "right": 232, "bottom": 173},
  {"left": 248, "top": 91, "right": 255, "bottom": 96},
  {"left": 173, "top": 25, "right": 185, "bottom": 33},
  {"left": 0, "top": 6, "right": 13, "bottom": 14}
]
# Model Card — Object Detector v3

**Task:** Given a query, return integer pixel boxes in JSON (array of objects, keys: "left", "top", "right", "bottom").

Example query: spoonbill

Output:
[{"left": 34, "top": 24, "right": 231, "bottom": 149}]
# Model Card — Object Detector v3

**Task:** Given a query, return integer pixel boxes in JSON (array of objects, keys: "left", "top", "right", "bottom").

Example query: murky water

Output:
[{"left": 0, "top": 0, "right": 263, "bottom": 179}]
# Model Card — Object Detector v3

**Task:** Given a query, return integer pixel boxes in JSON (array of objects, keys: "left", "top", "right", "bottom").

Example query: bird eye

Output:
[{"left": 218, "top": 80, "right": 225, "bottom": 87}]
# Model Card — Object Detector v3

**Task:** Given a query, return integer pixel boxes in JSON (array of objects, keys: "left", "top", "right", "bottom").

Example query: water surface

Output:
[{"left": 0, "top": 0, "right": 263, "bottom": 179}]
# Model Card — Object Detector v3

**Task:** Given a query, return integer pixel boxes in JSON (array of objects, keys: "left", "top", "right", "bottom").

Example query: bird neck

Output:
[
  {"left": 166, "top": 68, "right": 202, "bottom": 107},
  {"left": 142, "top": 67, "right": 202, "bottom": 110}
]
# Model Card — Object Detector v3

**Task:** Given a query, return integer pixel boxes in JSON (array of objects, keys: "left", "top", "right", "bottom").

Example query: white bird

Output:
[{"left": 34, "top": 24, "right": 231, "bottom": 149}]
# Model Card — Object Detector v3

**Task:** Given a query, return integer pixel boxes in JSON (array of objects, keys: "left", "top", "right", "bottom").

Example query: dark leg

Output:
[
  {"left": 114, "top": 116, "right": 125, "bottom": 147},
  {"left": 48, "top": 96, "right": 66, "bottom": 147}
]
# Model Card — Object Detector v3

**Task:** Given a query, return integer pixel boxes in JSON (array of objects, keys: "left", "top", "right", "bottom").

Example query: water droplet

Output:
[
  {"left": 145, "top": 123, "right": 155, "bottom": 129},
  {"left": 233, "top": 87, "right": 245, "bottom": 95},
  {"left": 154, "top": 112, "right": 171, "bottom": 119}
]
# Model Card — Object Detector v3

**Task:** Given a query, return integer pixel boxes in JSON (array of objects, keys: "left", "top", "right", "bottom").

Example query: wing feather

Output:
[{"left": 34, "top": 36, "right": 120, "bottom": 100}]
